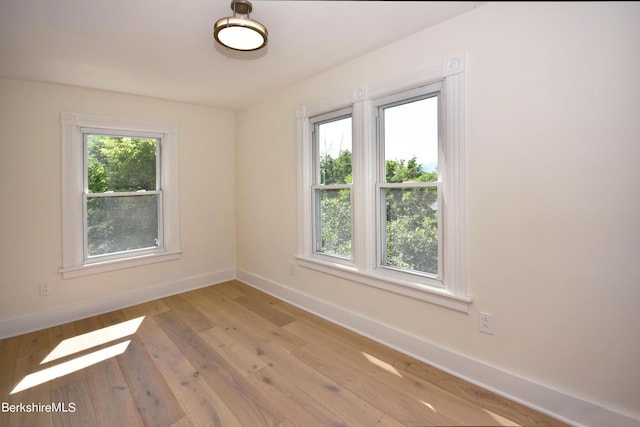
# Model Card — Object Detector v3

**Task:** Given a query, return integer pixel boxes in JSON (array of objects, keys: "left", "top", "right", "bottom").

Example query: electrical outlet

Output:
[
  {"left": 39, "top": 283, "right": 50, "bottom": 296},
  {"left": 479, "top": 312, "right": 493, "bottom": 334}
]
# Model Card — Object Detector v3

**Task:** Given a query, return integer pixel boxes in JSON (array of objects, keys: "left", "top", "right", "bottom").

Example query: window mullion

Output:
[
  {"left": 85, "top": 190, "right": 161, "bottom": 198},
  {"left": 379, "top": 182, "right": 440, "bottom": 189},
  {"left": 352, "top": 99, "right": 376, "bottom": 273}
]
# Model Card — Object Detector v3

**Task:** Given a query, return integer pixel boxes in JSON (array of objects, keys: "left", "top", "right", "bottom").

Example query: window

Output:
[
  {"left": 85, "top": 131, "right": 161, "bottom": 259},
  {"left": 311, "top": 109, "right": 353, "bottom": 260},
  {"left": 376, "top": 88, "right": 441, "bottom": 281},
  {"left": 61, "top": 113, "right": 181, "bottom": 278},
  {"left": 297, "top": 55, "right": 470, "bottom": 311}
]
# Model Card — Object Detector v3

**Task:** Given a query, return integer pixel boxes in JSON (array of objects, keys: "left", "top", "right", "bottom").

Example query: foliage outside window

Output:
[{"left": 85, "top": 134, "right": 161, "bottom": 259}]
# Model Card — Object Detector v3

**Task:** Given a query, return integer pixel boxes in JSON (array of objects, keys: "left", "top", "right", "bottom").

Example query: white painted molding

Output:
[
  {"left": 295, "top": 255, "right": 471, "bottom": 312},
  {"left": 59, "top": 250, "right": 183, "bottom": 279},
  {"left": 236, "top": 269, "right": 640, "bottom": 427},
  {"left": 443, "top": 54, "right": 465, "bottom": 77},
  {"left": 60, "top": 112, "right": 181, "bottom": 277},
  {"left": 0, "top": 269, "right": 235, "bottom": 340}
]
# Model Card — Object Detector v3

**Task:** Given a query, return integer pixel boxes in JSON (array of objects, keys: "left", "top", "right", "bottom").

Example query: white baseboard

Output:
[
  {"left": 0, "top": 269, "right": 235, "bottom": 340},
  {"left": 236, "top": 269, "right": 640, "bottom": 427}
]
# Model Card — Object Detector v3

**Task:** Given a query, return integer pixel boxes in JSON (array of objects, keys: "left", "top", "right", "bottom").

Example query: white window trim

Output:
[
  {"left": 373, "top": 83, "right": 444, "bottom": 284},
  {"left": 296, "top": 55, "right": 470, "bottom": 312},
  {"left": 60, "top": 113, "right": 181, "bottom": 279}
]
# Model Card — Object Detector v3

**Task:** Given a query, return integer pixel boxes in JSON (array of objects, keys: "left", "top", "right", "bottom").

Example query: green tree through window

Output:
[
  {"left": 319, "top": 151, "right": 437, "bottom": 272},
  {"left": 86, "top": 135, "right": 160, "bottom": 257}
]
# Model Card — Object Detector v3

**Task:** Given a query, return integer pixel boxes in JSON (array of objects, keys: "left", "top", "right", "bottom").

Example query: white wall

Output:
[
  {"left": 235, "top": 2, "right": 640, "bottom": 423},
  {"left": 0, "top": 79, "right": 236, "bottom": 326}
]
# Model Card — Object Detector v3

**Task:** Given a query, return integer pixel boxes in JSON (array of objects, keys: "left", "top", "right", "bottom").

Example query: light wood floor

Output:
[{"left": 0, "top": 280, "right": 569, "bottom": 427}]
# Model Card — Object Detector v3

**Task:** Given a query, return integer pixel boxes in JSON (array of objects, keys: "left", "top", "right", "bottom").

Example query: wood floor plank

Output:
[
  {"left": 242, "top": 329, "right": 387, "bottom": 426},
  {"left": 247, "top": 365, "right": 352, "bottom": 427},
  {"left": 47, "top": 321, "right": 77, "bottom": 352},
  {"left": 291, "top": 342, "right": 459, "bottom": 426},
  {"left": 120, "top": 298, "right": 170, "bottom": 319},
  {"left": 276, "top": 300, "right": 415, "bottom": 371},
  {"left": 169, "top": 416, "right": 194, "bottom": 427},
  {"left": 15, "top": 328, "right": 50, "bottom": 371},
  {"left": 275, "top": 418, "right": 299, "bottom": 427},
  {"left": 405, "top": 360, "right": 570, "bottom": 427},
  {"left": 233, "top": 294, "right": 296, "bottom": 327},
  {"left": 209, "top": 287, "right": 305, "bottom": 348},
  {"left": 178, "top": 287, "right": 231, "bottom": 318},
  {"left": 198, "top": 326, "right": 268, "bottom": 378},
  {"left": 286, "top": 319, "right": 517, "bottom": 426},
  {"left": 51, "top": 378, "right": 97, "bottom": 427},
  {"left": 84, "top": 357, "right": 146, "bottom": 427},
  {"left": 200, "top": 308, "right": 380, "bottom": 425},
  {"left": 159, "top": 357, "right": 243, "bottom": 426},
  {"left": 191, "top": 288, "right": 306, "bottom": 353},
  {"left": 373, "top": 415, "right": 406, "bottom": 427},
  {"left": 0, "top": 281, "right": 571, "bottom": 427},
  {"left": 137, "top": 311, "right": 242, "bottom": 426},
  {"left": 161, "top": 294, "right": 215, "bottom": 333},
  {"left": 72, "top": 313, "right": 107, "bottom": 337},
  {"left": 0, "top": 335, "right": 19, "bottom": 397},
  {"left": 206, "top": 280, "right": 250, "bottom": 300},
  {"left": 116, "top": 335, "right": 185, "bottom": 427},
  {"left": 153, "top": 309, "right": 283, "bottom": 427},
  {"left": 5, "top": 330, "right": 53, "bottom": 426}
]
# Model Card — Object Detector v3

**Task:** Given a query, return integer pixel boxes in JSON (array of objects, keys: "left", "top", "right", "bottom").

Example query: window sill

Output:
[
  {"left": 295, "top": 255, "right": 472, "bottom": 313},
  {"left": 60, "top": 250, "right": 182, "bottom": 279}
]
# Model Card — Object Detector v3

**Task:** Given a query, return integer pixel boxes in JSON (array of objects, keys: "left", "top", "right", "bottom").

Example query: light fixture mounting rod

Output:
[{"left": 231, "top": 0, "right": 252, "bottom": 16}]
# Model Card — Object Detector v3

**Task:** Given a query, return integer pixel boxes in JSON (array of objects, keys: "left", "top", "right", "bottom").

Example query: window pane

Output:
[
  {"left": 316, "top": 188, "right": 352, "bottom": 258},
  {"left": 383, "top": 187, "right": 438, "bottom": 276},
  {"left": 318, "top": 117, "right": 352, "bottom": 184},
  {"left": 87, "top": 194, "right": 159, "bottom": 257},
  {"left": 87, "top": 135, "right": 157, "bottom": 192},
  {"left": 383, "top": 96, "right": 438, "bottom": 183}
]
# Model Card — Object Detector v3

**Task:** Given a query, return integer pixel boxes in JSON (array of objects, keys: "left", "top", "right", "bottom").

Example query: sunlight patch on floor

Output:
[
  {"left": 11, "top": 316, "right": 145, "bottom": 394},
  {"left": 362, "top": 352, "right": 402, "bottom": 378},
  {"left": 419, "top": 399, "right": 438, "bottom": 412},
  {"left": 11, "top": 341, "right": 130, "bottom": 394},
  {"left": 42, "top": 316, "right": 145, "bottom": 364},
  {"left": 482, "top": 407, "right": 522, "bottom": 426}
]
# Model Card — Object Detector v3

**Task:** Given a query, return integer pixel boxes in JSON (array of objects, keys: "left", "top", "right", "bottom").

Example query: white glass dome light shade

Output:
[{"left": 214, "top": 16, "right": 268, "bottom": 51}]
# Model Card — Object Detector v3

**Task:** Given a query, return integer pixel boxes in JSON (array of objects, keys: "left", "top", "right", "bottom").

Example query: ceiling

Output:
[{"left": 0, "top": 1, "right": 483, "bottom": 110}]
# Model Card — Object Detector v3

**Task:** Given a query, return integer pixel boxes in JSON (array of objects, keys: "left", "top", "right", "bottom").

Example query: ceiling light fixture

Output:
[{"left": 213, "top": 0, "right": 268, "bottom": 51}]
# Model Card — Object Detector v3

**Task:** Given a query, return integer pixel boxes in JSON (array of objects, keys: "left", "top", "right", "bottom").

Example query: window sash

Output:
[
  {"left": 312, "top": 184, "right": 353, "bottom": 260},
  {"left": 83, "top": 191, "right": 164, "bottom": 262},
  {"left": 82, "top": 131, "right": 164, "bottom": 263},
  {"left": 82, "top": 130, "right": 162, "bottom": 193},
  {"left": 377, "top": 182, "right": 443, "bottom": 282},
  {"left": 311, "top": 108, "right": 354, "bottom": 262},
  {"left": 375, "top": 85, "right": 443, "bottom": 283}
]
